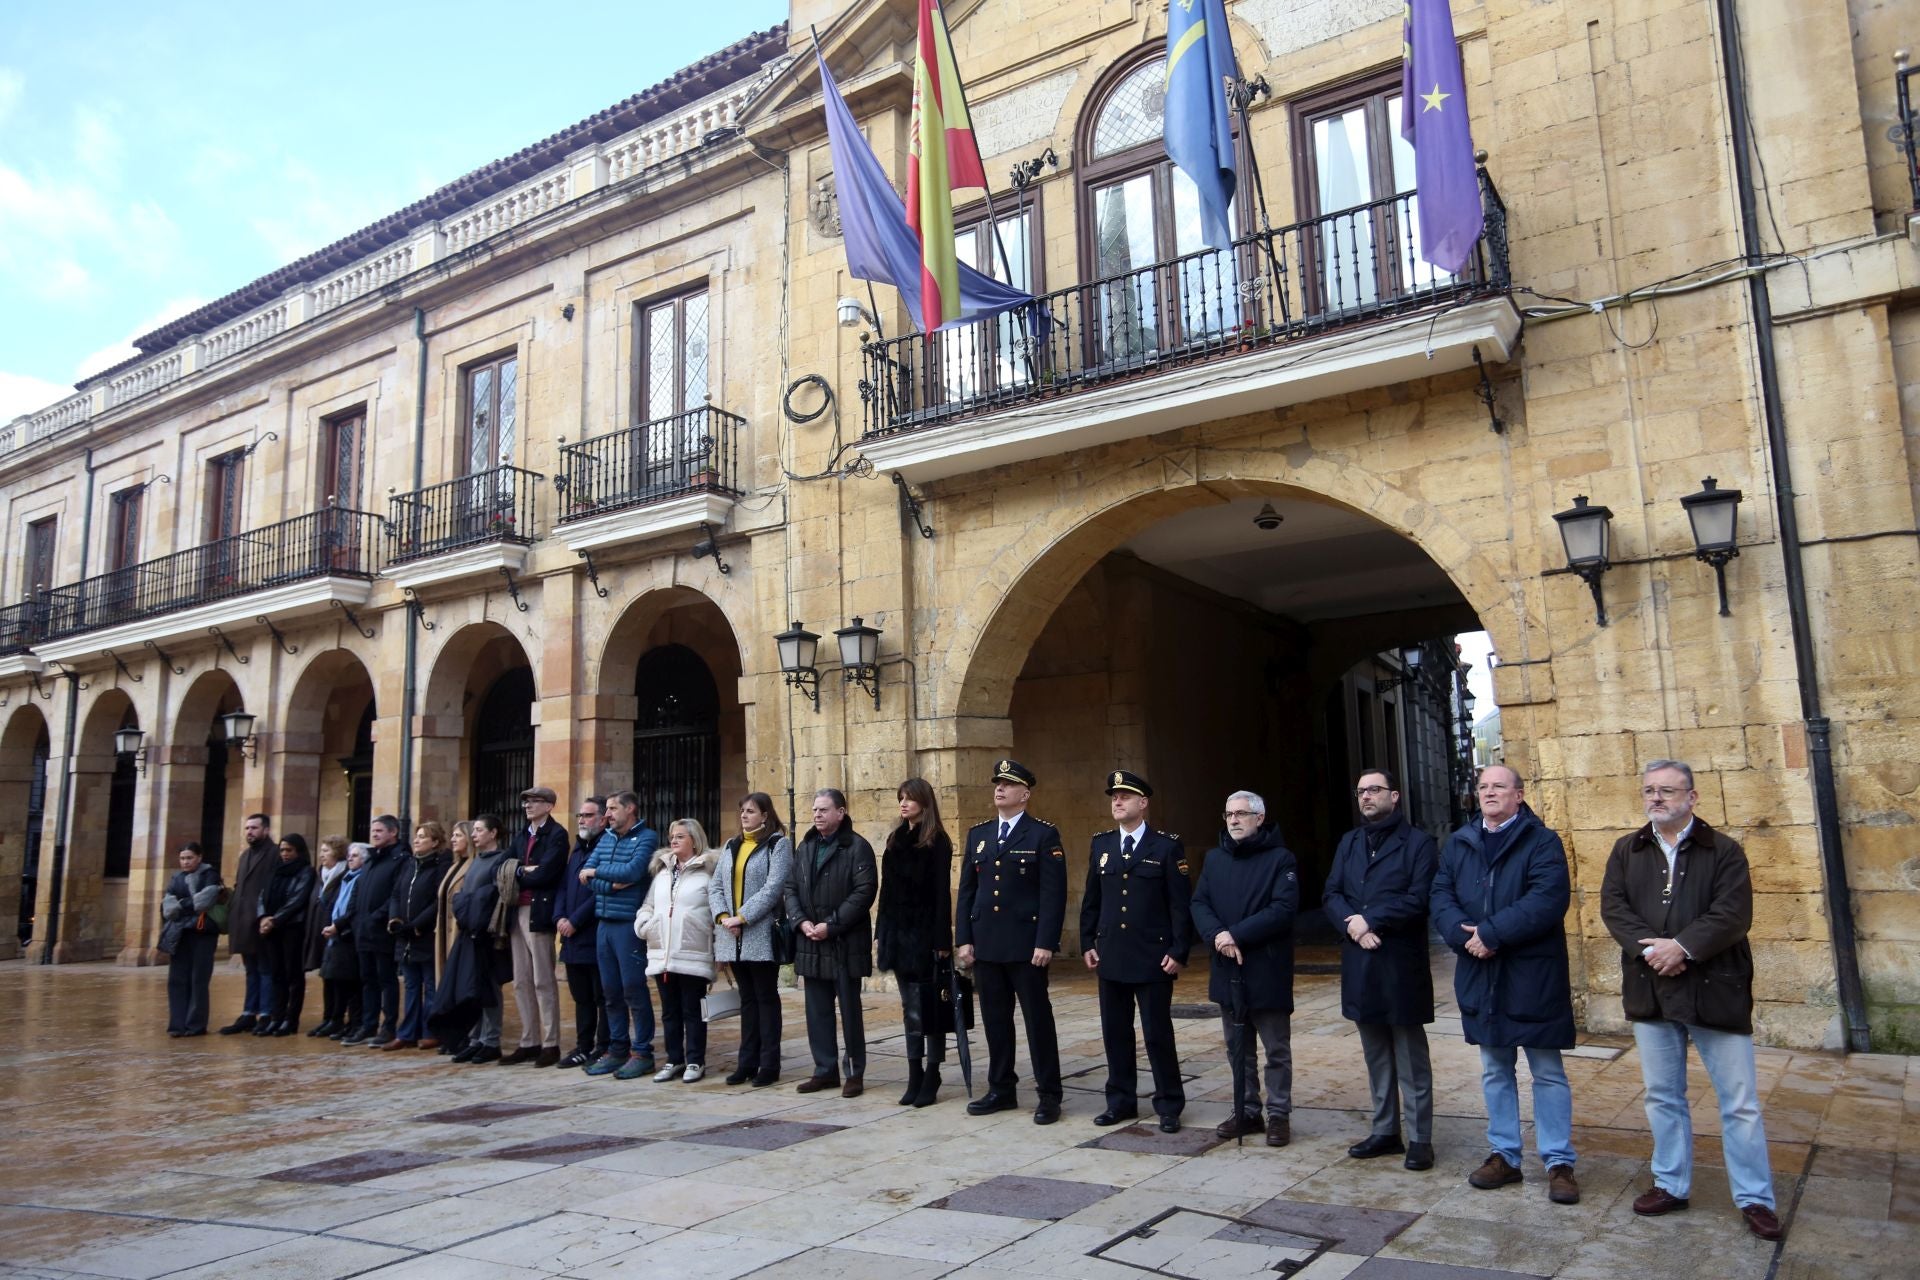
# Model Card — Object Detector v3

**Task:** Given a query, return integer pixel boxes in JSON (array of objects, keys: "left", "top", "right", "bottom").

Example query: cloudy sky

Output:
[{"left": 0, "top": 0, "right": 788, "bottom": 421}]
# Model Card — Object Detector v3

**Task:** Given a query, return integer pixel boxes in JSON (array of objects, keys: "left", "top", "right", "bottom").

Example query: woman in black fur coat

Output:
[{"left": 875, "top": 777, "right": 954, "bottom": 1107}]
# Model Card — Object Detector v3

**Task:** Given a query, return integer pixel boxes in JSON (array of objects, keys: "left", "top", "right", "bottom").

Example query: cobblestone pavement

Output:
[{"left": 0, "top": 955, "right": 1915, "bottom": 1278}]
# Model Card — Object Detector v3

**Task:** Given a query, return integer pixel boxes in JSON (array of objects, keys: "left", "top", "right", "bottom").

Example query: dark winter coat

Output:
[
  {"left": 1323, "top": 812, "right": 1439, "bottom": 1026},
  {"left": 227, "top": 836, "right": 278, "bottom": 958},
  {"left": 351, "top": 841, "right": 408, "bottom": 953},
  {"left": 553, "top": 837, "right": 601, "bottom": 966},
  {"left": 1189, "top": 823, "right": 1298, "bottom": 1012},
  {"left": 304, "top": 869, "right": 343, "bottom": 972},
  {"left": 452, "top": 848, "right": 517, "bottom": 984},
  {"left": 783, "top": 820, "right": 878, "bottom": 981},
  {"left": 387, "top": 850, "right": 451, "bottom": 965},
  {"left": 510, "top": 818, "right": 571, "bottom": 932},
  {"left": 875, "top": 824, "right": 953, "bottom": 983},
  {"left": 260, "top": 857, "right": 316, "bottom": 938},
  {"left": 1431, "top": 805, "right": 1576, "bottom": 1049},
  {"left": 1600, "top": 818, "right": 1756, "bottom": 1035}
]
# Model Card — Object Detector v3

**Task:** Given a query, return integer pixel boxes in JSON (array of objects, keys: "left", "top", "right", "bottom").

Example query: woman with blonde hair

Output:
[
  {"left": 431, "top": 821, "right": 475, "bottom": 1055},
  {"left": 635, "top": 818, "right": 721, "bottom": 1082}
]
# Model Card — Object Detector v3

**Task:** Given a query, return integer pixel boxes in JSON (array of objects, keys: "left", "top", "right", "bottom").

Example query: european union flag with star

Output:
[
  {"left": 1401, "top": 0, "right": 1483, "bottom": 274},
  {"left": 1164, "top": 0, "right": 1239, "bottom": 252}
]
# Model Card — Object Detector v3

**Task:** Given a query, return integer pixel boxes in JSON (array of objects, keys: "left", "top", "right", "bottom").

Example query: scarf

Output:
[
  {"left": 488, "top": 853, "right": 518, "bottom": 947},
  {"left": 332, "top": 867, "right": 362, "bottom": 923}
]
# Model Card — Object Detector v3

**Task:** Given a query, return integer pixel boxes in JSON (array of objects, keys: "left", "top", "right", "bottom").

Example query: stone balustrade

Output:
[
  {"left": 443, "top": 172, "right": 574, "bottom": 255},
  {"left": 200, "top": 302, "right": 288, "bottom": 365},
  {"left": 310, "top": 242, "right": 416, "bottom": 315}
]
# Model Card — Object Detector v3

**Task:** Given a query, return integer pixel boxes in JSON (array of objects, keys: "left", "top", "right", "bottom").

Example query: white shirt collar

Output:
[
  {"left": 997, "top": 809, "right": 1026, "bottom": 828},
  {"left": 1117, "top": 819, "right": 1146, "bottom": 841},
  {"left": 1482, "top": 812, "right": 1520, "bottom": 834},
  {"left": 1654, "top": 818, "right": 1695, "bottom": 857}
]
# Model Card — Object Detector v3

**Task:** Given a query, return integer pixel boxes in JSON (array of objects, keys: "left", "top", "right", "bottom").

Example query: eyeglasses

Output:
[
  {"left": 1641, "top": 786, "right": 1688, "bottom": 799},
  {"left": 1355, "top": 785, "right": 1391, "bottom": 797},
  {"left": 1222, "top": 809, "right": 1258, "bottom": 820},
  {"left": 575, "top": 812, "right": 597, "bottom": 819}
]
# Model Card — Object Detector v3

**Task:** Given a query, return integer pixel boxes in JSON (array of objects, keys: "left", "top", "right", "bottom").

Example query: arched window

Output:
[{"left": 1077, "top": 53, "right": 1242, "bottom": 363}]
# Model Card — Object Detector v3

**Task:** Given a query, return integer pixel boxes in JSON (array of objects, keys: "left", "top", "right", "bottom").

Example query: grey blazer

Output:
[{"left": 709, "top": 832, "right": 793, "bottom": 964}]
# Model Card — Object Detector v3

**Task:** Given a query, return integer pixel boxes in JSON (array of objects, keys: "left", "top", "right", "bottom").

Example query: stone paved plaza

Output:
[{"left": 1, "top": 956, "right": 1915, "bottom": 1279}]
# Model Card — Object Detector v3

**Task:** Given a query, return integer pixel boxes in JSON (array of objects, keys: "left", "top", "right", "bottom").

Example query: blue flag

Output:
[
  {"left": 816, "top": 51, "right": 1034, "bottom": 334},
  {"left": 1164, "top": 0, "right": 1239, "bottom": 252},
  {"left": 1401, "top": 0, "right": 1483, "bottom": 274}
]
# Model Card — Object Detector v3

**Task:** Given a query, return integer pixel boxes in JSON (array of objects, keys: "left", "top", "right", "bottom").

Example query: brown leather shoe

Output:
[
  {"left": 497, "top": 1046, "right": 540, "bottom": 1065},
  {"left": 1740, "top": 1204, "right": 1783, "bottom": 1241},
  {"left": 1265, "top": 1114, "right": 1290, "bottom": 1147},
  {"left": 379, "top": 1038, "right": 417, "bottom": 1051},
  {"left": 1633, "top": 1187, "right": 1689, "bottom": 1216},
  {"left": 417, "top": 1038, "right": 440, "bottom": 1051},
  {"left": 841, "top": 1076, "right": 864, "bottom": 1098},
  {"left": 1547, "top": 1164, "right": 1580, "bottom": 1204},
  {"left": 1214, "top": 1111, "right": 1264, "bottom": 1140},
  {"left": 795, "top": 1074, "right": 840, "bottom": 1094},
  {"left": 1468, "top": 1153, "right": 1524, "bottom": 1189}
]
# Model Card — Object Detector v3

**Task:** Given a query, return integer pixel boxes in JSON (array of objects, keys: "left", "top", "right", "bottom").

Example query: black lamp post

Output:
[
  {"left": 218, "top": 708, "right": 259, "bottom": 762},
  {"left": 113, "top": 726, "right": 147, "bottom": 776},
  {"left": 834, "top": 616, "right": 883, "bottom": 708},
  {"left": 1680, "top": 476, "right": 1743, "bottom": 617},
  {"left": 775, "top": 622, "right": 821, "bottom": 711},
  {"left": 1552, "top": 495, "right": 1615, "bottom": 626}
]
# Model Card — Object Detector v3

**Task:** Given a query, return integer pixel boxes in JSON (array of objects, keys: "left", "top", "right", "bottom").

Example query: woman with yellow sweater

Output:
[{"left": 709, "top": 792, "right": 794, "bottom": 1086}]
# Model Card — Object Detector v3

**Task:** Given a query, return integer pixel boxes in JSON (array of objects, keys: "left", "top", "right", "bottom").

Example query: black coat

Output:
[
  {"left": 318, "top": 869, "right": 362, "bottom": 981},
  {"left": 453, "top": 849, "right": 517, "bottom": 984},
  {"left": 1322, "top": 813, "right": 1438, "bottom": 1025},
  {"left": 875, "top": 825, "right": 953, "bottom": 983},
  {"left": 955, "top": 812, "right": 1067, "bottom": 962},
  {"left": 510, "top": 819, "right": 571, "bottom": 932},
  {"left": 228, "top": 837, "right": 278, "bottom": 958},
  {"left": 1431, "top": 805, "right": 1575, "bottom": 1049},
  {"left": 304, "top": 872, "right": 342, "bottom": 972},
  {"left": 1079, "top": 826, "right": 1192, "bottom": 985},
  {"left": 783, "top": 822, "right": 878, "bottom": 981},
  {"left": 1189, "top": 823, "right": 1298, "bottom": 1012},
  {"left": 552, "top": 837, "right": 601, "bottom": 966},
  {"left": 260, "top": 858, "right": 315, "bottom": 931},
  {"left": 387, "top": 851, "right": 451, "bottom": 965},
  {"left": 351, "top": 841, "right": 407, "bottom": 953}
]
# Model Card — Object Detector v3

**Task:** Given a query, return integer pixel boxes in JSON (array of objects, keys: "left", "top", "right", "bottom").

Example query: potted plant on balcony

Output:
[{"left": 487, "top": 511, "right": 517, "bottom": 536}]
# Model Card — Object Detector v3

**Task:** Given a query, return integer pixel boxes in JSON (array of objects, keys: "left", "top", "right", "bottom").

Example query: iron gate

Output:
[
  {"left": 472, "top": 668, "right": 535, "bottom": 844},
  {"left": 633, "top": 645, "right": 720, "bottom": 840}
]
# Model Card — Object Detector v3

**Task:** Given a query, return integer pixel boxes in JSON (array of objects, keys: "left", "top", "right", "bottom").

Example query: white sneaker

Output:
[
  {"left": 682, "top": 1064, "right": 705, "bottom": 1083},
  {"left": 653, "top": 1062, "right": 680, "bottom": 1083}
]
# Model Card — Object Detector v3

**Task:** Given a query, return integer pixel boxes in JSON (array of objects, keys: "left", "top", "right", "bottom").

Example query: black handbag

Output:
[{"left": 771, "top": 912, "right": 797, "bottom": 966}]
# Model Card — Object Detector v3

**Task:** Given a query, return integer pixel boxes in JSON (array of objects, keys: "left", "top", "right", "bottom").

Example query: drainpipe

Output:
[
  {"left": 1713, "top": 0, "right": 1870, "bottom": 1051},
  {"left": 397, "top": 308, "right": 428, "bottom": 828},
  {"left": 42, "top": 446, "right": 98, "bottom": 962}
]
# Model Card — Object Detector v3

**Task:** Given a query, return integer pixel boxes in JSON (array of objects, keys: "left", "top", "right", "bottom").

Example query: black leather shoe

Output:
[
  {"left": 218, "top": 1016, "right": 256, "bottom": 1036},
  {"left": 467, "top": 1044, "right": 502, "bottom": 1064},
  {"left": 1349, "top": 1134, "right": 1407, "bottom": 1160},
  {"left": 251, "top": 1021, "right": 275, "bottom": 1036},
  {"left": 967, "top": 1092, "right": 1018, "bottom": 1116},
  {"left": 450, "top": 1042, "right": 479, "bottom": 1063},
  {"left": 1093, "top": 1109, "right": 1139, "bottom": 1127},
  {"left": 1404, "top": 1141, "right": 1435, "bottom": 1171},
  {"left": 497, "top": 1046, "right": 541, "bottom": 1065},
  {"left": 1159, "top": 1116, "right": 1181, "bottom": 1134},
  {"left": 1033, "top": 1101, "right": 1061, "bottom": 1126},
  {"left": 723, "top": 1067, "right": 752, "bottom": 1085}
]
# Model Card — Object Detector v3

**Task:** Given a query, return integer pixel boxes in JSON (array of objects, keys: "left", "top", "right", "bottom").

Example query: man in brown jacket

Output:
[
  {"left": 218, "top": 813, "right": 279, "bottom": 1034},
  {"left": 1600, "top": 759, "right": 1781, "bottom": 1242}
]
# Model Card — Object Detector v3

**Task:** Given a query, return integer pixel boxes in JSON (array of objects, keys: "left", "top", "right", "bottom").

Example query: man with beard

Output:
[
  {"left": 218, "top": 814, "right": 278, "bottom": 1035},
  {"left": 1323, "top": 768, "right": 1439, "bottom": 1171}
]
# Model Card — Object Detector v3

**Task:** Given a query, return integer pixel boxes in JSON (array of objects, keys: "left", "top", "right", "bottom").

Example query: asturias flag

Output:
[
  {"left": 816, "top": 51, "right": 1033, "bottom": 334},
  {"left": 1163, "top": 0, "right": 1240, "bottom": 252},
  {"left": 1401, "top": 0, "right": 1483, "bottom": 274},
  {"left": 906, "top": 0, "right": 990, "bottom": 330}
]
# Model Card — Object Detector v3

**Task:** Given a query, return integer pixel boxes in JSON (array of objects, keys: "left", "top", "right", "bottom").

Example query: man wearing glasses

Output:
[
  {"left": 501, "top": 785, "right": 570, "bottom": 1067},
  {"left": 1601, "top": 760, "right": 1782, "bottom": 1241},
  {"left": 1323, "top": 768, "right": 1440, "bottom": 1171}
]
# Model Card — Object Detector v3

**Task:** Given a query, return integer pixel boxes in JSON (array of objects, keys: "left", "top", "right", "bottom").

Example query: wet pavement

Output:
[{"left": 0, "top": 955, "right": 1915, "bottom": 1278}]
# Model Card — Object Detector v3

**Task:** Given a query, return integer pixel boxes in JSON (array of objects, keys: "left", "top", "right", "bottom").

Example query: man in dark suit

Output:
[
  {"left": 502, "top": 784, "right": 571, "bottom": 1066},
  {"left": 1323, "top": 767, "right": 1440, "bottom": 1171},
  {"left": 1082, "top": 770, "right": 1192, "bottom": 1133},
  {"left": 956, "top": 759, "right": 1067, "bottom": 1125}
]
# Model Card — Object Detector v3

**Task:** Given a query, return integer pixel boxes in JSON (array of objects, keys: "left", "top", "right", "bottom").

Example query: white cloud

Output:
[
  {"left": 0, "top": 370, "right": 76, "bottom": 423},
  {"left": 0, "top": 155, "right": 181, "bottom": 306},
  {"left": 70, "top": 295, "right": 208, "bottom": 382}
]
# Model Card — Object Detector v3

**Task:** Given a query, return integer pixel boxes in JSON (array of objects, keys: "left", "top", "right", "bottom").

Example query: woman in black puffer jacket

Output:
[
  {"left": 876, "top": 778, "right": 953, "bottom": 1108},
  {"left": 258, "top": 834, "right": 316, "bottom": 1035}
]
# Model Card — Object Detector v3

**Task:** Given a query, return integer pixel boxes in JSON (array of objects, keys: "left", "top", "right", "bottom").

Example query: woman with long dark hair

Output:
[
  {"left": 710, "top": 791, "right": 793, "bottom": 1086},
  {"left": 258, "top": 834, "right": 316, "bottom": 1035},
  {"left": 161, "top": 843, "right": 224, "bottom": 1037},
  {"left": 876, "top": 778, "right": 954, "bottom": 1106}
]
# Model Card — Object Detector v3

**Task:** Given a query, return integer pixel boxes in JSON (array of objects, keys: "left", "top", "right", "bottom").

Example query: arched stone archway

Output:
[
  {"left": 417, "top": 621, "right": 537, "bottom": 830},
  {"left": 47, "top": 689, "right": 142, "bottom": 962},
  {"left": 277, "top": 648, "right": 377, "bottom": 846},
  {"left": 0, "top": 702, "right": 52, "bottom": 959}
]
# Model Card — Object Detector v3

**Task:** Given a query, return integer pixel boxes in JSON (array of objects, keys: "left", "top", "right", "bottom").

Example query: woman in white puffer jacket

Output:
[{"left": 635, "top": 819, "right": 720, "bottom": 1082}]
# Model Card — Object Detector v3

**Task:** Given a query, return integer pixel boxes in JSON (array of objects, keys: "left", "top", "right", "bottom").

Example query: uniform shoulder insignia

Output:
[
  {"left": 1051, "top": 847, "right": 1065, "bottom": 859},
  {"left": 1176, "top": 859, "right": 1191, "bottom": 875},
  {"left": 1157, "top": 829, "right": 1181, "bottom": 841},
  {"left": 1095, "top": 828, "right": 1117, "bottom": 838}
]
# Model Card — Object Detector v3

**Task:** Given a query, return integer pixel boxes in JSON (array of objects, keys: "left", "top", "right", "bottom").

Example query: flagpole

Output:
[{"left": 1227, "top": 75, "right": 1290, "bottom": 333}]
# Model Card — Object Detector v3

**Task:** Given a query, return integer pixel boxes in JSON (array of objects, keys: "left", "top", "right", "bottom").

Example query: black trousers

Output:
[
  {"left": 321, "top": 977, "right": 356, "bottom": 1026},
  {"left": 1098, "top": 977, "right": 1183, "bottom": 1118},
  {"left": 975, "top": 958, "right": 1061, "bottom": 1101},
  {"left": 166, "top": 931, "right": 217, "bottom": 1033},
  {"left": 802, "top": 970, "right": 865, "bottom": 1078},
  {"left": 657, "top": 973, "right": 710, "bottom": 1066},
  {"left": 356, "top": 947, "right": 399, "bottom": 1033},
  {"left": 733, "top": 961, "right": 782, "bottom": 1076},
  {"left": 564, "top": 960, "right": 607, "bottom": 1055},
  {"left": 263, "top": 927, "right": 307, "bottom": 1026}
]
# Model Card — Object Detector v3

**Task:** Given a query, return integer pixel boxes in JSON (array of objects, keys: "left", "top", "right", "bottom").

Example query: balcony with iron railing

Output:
[
  {"left": 29, "top": 505, "right": 385, "bottom": 662},
  {"left": 385, "top": 464, "right": 544, "bottom": 591},
  {"left": 1898, "top": 52, "right": 1920, "bottom": 214},
  {"left": 553, "top": 405, "right": 744, "bottom": 553},
  {"left": 0, "top": 599, "right": 47, "bottom": 666},
  {"left": 859, "top": 168, "right": 1518, "bottom": 483}
]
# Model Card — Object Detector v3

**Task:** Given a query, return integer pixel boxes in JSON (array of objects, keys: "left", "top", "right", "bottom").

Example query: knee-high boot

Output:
[{"left": 901, "top": 1031, "right": 926, "bottom": 1105}]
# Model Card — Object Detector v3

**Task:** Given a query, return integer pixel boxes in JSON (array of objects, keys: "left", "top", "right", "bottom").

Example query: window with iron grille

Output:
[
  {"left": 471, "top": 668, "right": 536, "bottom": 847},
  {"left": 464, "top": 354, "right": 518, "bottom": 475},
  {"left": 938, "top": 203, "right": 1039, "bottom": 402},
  {"left": 204, "top": 450, "right": 246, "bottom": 542}
]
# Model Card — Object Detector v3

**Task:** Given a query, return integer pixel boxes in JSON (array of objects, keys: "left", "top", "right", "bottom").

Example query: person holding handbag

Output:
[
  {"left": 876, "top": 778, "right": 953, "bottom": 1107},
  {"left": 161, "top": 843, "right": 225, "bottom": 1037},
  {"left": 710, "top": 792, "right": 793, "bottom": 1087},
  {"left": 635, "top": 819, "right": 721, "bottom": 1082}
]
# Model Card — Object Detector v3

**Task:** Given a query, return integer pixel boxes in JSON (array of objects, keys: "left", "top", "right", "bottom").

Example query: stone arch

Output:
[
  {"left": 47, "top": 687, "right": 142, "bottom": 961},
  {"left": 0, "top": 701, "right": 53, "bottom": 960},
  {"left": 279, "top": 648, "right": 378, "bottom": 845},
  {"left": 417, "top": 621, "right": 537, "bottom": 829}
]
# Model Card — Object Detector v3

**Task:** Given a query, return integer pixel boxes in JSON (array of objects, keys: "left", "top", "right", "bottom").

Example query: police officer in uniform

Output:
[
  {"left": 1082, "top": 770, "right": 1192, "bottom": 1133},
  {"left": 956, "top": 759, "right": 1067, "bottom": 1125}
]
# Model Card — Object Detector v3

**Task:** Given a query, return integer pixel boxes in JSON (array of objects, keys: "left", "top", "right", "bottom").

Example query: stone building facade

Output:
[{"left": 2, "top": 0, "right": 1917, "bottom": 1051}]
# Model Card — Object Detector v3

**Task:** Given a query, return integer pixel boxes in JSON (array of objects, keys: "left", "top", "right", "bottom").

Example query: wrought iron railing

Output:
[
  {"left": 1899, "top": 56, "right": 1920, "bottom": 210},
  {"left": 34, "top": 505, "right": 383, "bottom": 643},
  {"left": 861, "top": 168, "right": 1511, "bottom": 438},
  {"left": 387, "top": 464, "right": 543, "bottom": 564},
  {"left": 556, "top": 405, "right": 743, "bottom": 523},
  {"left": 0, "top": 598, "right": 48, "bottom": 654}
]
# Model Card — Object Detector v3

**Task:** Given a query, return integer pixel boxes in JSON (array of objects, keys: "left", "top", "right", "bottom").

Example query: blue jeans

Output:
[
  {"left": 595, "top": 925, "right": 654, "bottom": 1059},
  {"left": 398, "top": 959, "right": 436, "bottom": 1041},
  {"left": 1479, "top": 1045, "right": 1575, "bottom": 1169},
  {"left": 243, "top": 951, "right": 275, "bottom": 1017},
  {"left": 1633, "top": 1019, "right": 1775, "bottom": 1209}
]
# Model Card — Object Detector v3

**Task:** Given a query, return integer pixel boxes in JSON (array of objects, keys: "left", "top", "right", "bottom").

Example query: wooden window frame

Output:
[
  {"left": 1288, "top": 68, "right": 1407, "bottom": 221},
  {"left": 204, "top": 449, "right": 246, "bottom": 544},
  {"left": 106, "top": 483, "right": 145, "bottom": 572},
  {"left": 632, "top": 286, "right": 711, "bottom": 427},
  {"left": 461, "top": 350, "right": 519, "bottom": 477},
  {"left": 24, "top": 515, "right": 57, "bottom": 596},
  {"left": 320, "top": 405, "right": 367, "bottom": 508}
]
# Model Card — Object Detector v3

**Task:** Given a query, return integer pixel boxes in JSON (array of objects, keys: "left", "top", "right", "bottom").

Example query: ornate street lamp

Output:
[
  {"left": 218, "top": 708, "right": 259, "bottom": 762},
  {"left": 834, "top": 616, "right": 883, "bottom": 708},
  {"left": 1680, "top": 476, "right": 1743, "bottom": 617},
  {"left": 113, "top": 725, "right": 147, "bottom": 776},
  {"left": 1552, "top": 495, "right": 1615, "bottom": 626},
  {"left": 775, "top": 622, "right": 821, "bottom": 712}
]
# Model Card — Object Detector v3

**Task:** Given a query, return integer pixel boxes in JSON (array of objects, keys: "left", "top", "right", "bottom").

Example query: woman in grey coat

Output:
[
  {"left": 710, "top": 791, "right": 794, "bottom": 1086},
  {"left": 161, "top": 843, "right": 225, "bottom": 1036}
]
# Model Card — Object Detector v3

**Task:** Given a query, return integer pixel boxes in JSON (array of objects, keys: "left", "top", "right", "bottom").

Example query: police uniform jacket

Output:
[
  {"left": 1322, "top": 813, "right": 1438, "bottom": 1025},
  {"left": 956, "top": 813, "right": 1066, "bottom": 964},
  {"left": 1079, "top": 827, "right": 1192, "bottom": 984}
]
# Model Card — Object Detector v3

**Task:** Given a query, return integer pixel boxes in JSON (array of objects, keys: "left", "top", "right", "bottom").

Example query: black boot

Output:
[
  {"left": 900, "top": 1059, "right": 925, "bottom": 1106},
  {"left": 914, "top": 1048, "right": 943, "bottom": 1108}
]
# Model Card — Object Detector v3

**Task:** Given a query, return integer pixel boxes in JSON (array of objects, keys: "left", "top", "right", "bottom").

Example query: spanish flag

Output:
[{"left": 905, "top": 0, "right": 989, "bottom": 331}]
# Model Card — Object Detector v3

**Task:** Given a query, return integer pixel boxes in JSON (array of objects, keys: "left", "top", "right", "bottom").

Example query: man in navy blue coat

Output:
[
  {"left": 1081, "top": 770, "right": 1192, "bottom": 1133},
  {"left": 1324, "top": 767, "right": 1439, "bottom": 1171},
  {"left": 1432, "top": 764, "right": 1580, "bottom": 1206}
]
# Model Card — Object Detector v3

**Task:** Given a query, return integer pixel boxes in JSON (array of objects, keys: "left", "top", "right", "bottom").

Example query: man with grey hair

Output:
[
  {"left": 1190, "top": 790, "right": 1298, "bottom": 1146},
  {"left": 1601, "top": 759, "right": 1781, "bottom": 1241}
]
